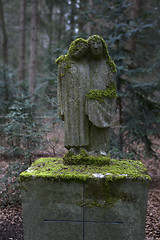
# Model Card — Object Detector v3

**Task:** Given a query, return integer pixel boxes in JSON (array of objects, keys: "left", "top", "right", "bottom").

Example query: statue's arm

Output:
[
  {"left": 57, "top": 66, "right": 64, "bottom": 121},
  {"left": 106, "top": 69, "right": 117, "bottom": 87},
  {"left": 112, "top": 72, "right": 117, "bottom": 85}
]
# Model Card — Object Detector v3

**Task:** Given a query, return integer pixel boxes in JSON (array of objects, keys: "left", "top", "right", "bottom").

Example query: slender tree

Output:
[
  {"left": 18, "top": 0, "right": 26, "bottom": 92},
  {"left": 78, "top": 0, "right": 85, "bottom": 34},
  {"left": 86, "top": 0, "right": 93, "bottom": 35},
  {"left": 69, "top": 0, "right": 76, "bottom": 42},
  {"left": 0, "top": 0, "right": 9, "bottom": 109},
  {"left": 57, "top": 4, "right": 65, "bottom": 45},
  {"left": 28, "top": 0, "right": 38, "bottom": 97},
  {"left": 0, "top": 0, "right": 8, "bottom": 65}
]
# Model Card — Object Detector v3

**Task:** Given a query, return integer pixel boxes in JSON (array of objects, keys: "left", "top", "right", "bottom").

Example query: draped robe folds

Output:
[
  {"left": 57, "top": 58, "right": 90, "bottom": 148},
  {"left": 85, "top": 59, "right": 117, "bottom": 151},
  {"left": 85, "top": 59, "right": 116, "bottom": 127}
]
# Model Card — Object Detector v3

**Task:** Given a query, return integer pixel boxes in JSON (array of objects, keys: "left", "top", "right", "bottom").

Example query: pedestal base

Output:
[{"left": 20, "top": 158, "right": 150, "bottom": 240}]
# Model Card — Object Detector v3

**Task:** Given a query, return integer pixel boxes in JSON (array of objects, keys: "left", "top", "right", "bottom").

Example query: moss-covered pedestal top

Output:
[{"left": 20, "top": 157, "right": 151, "bottom": 183}]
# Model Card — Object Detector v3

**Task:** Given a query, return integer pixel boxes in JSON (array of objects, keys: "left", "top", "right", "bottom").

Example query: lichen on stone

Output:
[{"left": 86, "top": 81, "right": 117, "bottom": 101}]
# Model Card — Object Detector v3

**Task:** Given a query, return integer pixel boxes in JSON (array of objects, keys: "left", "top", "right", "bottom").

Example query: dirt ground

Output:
[{"left": 0, "top": 126, "right": 160, "bottom": 240}]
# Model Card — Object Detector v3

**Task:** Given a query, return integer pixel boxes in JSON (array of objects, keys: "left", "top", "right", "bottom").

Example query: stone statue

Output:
[
  {"left": 85, "top": 35, "right": 117, "bottom": 153},
  {"left": 56, "top": 35, "right": 117, "bottom": 155},
  {"left": 56, "top": 38, "right": 90, "bottom": 154}
]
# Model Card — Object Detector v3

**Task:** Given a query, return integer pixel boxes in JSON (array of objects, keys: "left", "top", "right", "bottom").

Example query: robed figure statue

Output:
[{"left": 56, "top": 35, "right": 117, "bottom": 155}]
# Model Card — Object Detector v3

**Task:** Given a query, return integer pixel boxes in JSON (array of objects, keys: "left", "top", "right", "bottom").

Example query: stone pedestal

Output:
[{"left": 20, "top": 158, "right": 150, "bottom": 240}]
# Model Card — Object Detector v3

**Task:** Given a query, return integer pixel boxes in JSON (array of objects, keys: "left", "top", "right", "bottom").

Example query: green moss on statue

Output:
[
  {"left": 55, "top": 38, "right": 88, "bottom": 76},
  {"left": 86, "top": 82, "right": 117, "bottom": 101},
  {"left": 87, "top": 35, "right": 117, "bottom": 73},
  {"left": 63, "top": 149, "right": 111, "bottom": 166},
  {"left": 20, "top": 157, "right": 151, "bottom": 183},
  {"left": 56, "top": 54, "right": 71, "bottom": 74},
  {"left": 56, "top": 35, "right": 117, "bottom": 75},
  {"left": 68, "top": 38, "right": 88, "bottom": 56},
  {"left": 76, "top": 181, "right": 136, "bottom": 209},
  {"left": 20, "top": 157, "right": 150, "bottom": 209}
]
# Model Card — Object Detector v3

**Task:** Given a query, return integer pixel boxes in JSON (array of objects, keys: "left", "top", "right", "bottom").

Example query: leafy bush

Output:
[
  {"left": 0, "top": 96, "right": 48, "bottom": 159},
  {"left": 123, "top": 81, "right": 160, "bottom": 154},
  {"left": 0, "top": 161, "right": 29, "bottom": 207}
]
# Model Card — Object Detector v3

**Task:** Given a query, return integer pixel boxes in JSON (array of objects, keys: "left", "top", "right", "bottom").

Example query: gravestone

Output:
[{"left": 20, "top": 35, "right": 150, "bottom": 240}]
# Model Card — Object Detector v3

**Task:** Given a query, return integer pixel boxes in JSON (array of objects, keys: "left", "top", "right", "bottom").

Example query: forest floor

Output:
[{"left": 0, "top": 126, "right": 160, "bottom": 240}]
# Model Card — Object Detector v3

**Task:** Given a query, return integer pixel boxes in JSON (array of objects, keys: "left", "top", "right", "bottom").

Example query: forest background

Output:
[{"left": 0, "top": 0, "right": 160, "bottom": 207}]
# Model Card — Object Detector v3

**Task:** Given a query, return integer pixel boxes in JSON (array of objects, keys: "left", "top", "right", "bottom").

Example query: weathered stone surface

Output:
[
  {"left": 56, "top": 35, "right": 117, "bottom": 154},
  {"left": 20, "top": 158, "right": 150, "bottom": 240},
  {"left": 22, "top": 180, "right": 83, "bottom": 240},
  {"left": 84, "top": 180, "right": 149, "bottom": 240},
  {"left": 57, "top": 38, "right": 90, "bottom": 151}
]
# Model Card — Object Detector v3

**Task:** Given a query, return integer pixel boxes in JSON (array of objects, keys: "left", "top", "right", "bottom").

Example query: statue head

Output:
[
  {"left": 88, "top": 35, "right": 104, "bottom": 59},
  {"left": 68, "top": 38, "right": 88, "bottom": 59}
]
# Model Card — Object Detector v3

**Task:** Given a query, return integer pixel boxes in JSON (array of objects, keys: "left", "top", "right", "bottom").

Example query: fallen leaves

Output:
[
  {"left": 0, "top": 204, "right": 23, "bottom": 240},
  {"left": 145, "top": 180, "right": 160, "bottom": 240}
]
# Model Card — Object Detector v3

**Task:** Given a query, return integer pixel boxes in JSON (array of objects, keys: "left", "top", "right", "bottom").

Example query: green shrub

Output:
[
  {"left": 0, "top": 161, "right": 29, "bottom": 207},
  {"left": 0, "top": 96, "right": 50, "bottom": 160}
]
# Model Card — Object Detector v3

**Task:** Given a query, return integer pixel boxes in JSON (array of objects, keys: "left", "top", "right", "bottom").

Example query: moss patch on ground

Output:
[{"left": 20, "top": 157, "right": 151, "bottom": 183}]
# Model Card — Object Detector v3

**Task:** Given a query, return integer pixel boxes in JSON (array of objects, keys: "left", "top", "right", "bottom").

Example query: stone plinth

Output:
[{"left": 20, "top": 158, "right": 150, "bottom": 240}]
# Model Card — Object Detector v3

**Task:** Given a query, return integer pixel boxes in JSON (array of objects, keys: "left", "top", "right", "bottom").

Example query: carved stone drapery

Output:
[{"left": 56, "top": 35, "right": 117, "bottom": 154}]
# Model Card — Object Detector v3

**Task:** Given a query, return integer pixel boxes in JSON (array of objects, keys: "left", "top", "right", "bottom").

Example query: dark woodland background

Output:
[{"left": 0, "top": 1, "right": 160, "bottom": 239}]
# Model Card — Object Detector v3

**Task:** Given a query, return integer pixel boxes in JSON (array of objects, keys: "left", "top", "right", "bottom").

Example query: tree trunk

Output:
[
  {"left": 0, "top": 0, "right": 9, "bottom": 109},
  {"left": 116, "top": 33, "right": 123, "bottom": 151},
  {"left": 126, "top": 0, "right": 143, "bottom": 52},
  {"left": 45, "top": 0, "right": 54, "bottom": 51},
  {"left": 69, "top": 0, "right": 76, "bottom": 42},
  {"left": 18, "top": 0, "right": 26, "bottom": 92},
  {"left": 57, "top": 4, "right": 64, "bottom": 45},
  {"left": 78, "top": 0, "right": 85, "bottom": 33},
  {"left": 0, "top": 0, "right": 8, "bottom": 64},
  {"left": 86, "top": 0, "right": 93, "bottom": 35},
  {"left": 28, "top": 0, "right": 38, "bottom": 97},
  {"left": 48, "top": 5, "right": 53, "bottom": 50}
]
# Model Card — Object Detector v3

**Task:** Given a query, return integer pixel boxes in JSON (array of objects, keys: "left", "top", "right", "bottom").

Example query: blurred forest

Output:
[
  {"left": 0, "top": 0, "right": 160, "bottom": 162},
  {"left": 0, "top": 1, "right": 160, "bottom": 238}
]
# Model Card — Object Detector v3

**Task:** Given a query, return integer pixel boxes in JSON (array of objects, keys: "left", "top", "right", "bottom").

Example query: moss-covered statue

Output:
[{"left": 56, "top": 35, "right": 117, "bottom": 155}]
